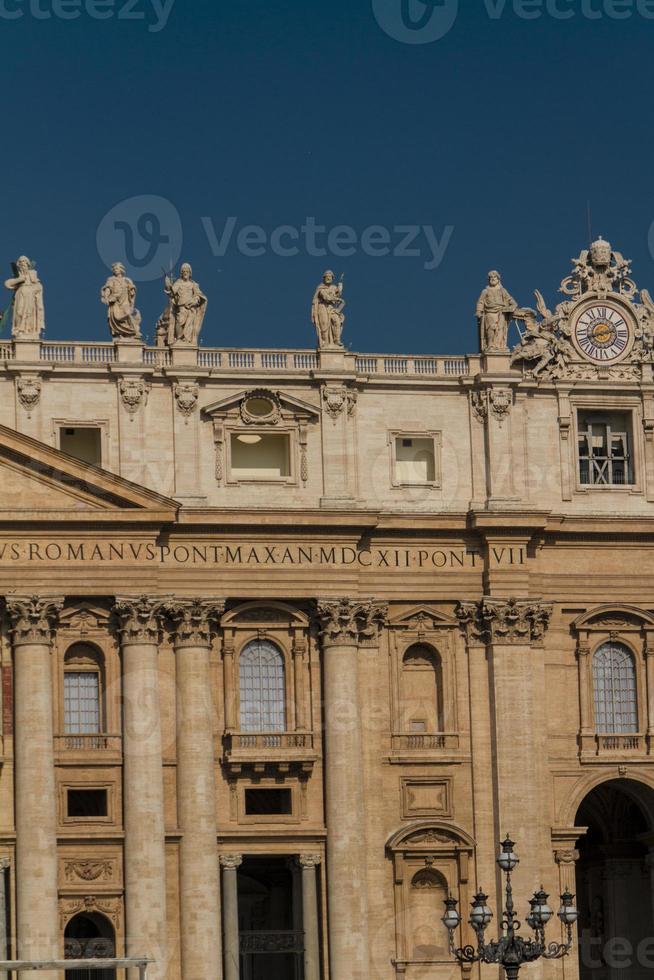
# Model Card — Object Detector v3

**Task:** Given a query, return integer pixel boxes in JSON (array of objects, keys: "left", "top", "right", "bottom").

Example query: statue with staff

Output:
[{"left": 312, "top": 270, "right": 345, "bottom": 348}]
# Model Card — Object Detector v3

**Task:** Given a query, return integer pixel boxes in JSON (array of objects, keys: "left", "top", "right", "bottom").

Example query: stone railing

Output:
[
  {"left": 54, "top": 733, "right": 122, "bottom": 753},
  {"left": 392, "top": 732, "right": 460, "bottom": 751},
  {"left": 595, "top": 733, "right": 647, "bottom": 754},
  {"left": 0, "top": 340, "right": 475, "bottom": 378},
  {"left": 225, "top": 732, "right": 314, "bottom": 751}
]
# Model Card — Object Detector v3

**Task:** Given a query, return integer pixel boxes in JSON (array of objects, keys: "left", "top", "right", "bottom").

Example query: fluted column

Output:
[
  {"left": 167, "top": 599, "right": 224, "bottom": 980},
  {"left": 6, "top": 596, "right": 62, "bottom": 980},
  {"left": 114, "top": 596, "right": 168, "bottom": 980},
  {"left": 316, "top": 598, "right": 387, "bottom": 980},
  {"left": 220, "top": 854, "right": 242, "bottom": 980},
  {"left": 298, "top": 854, "right": 321, "bottom": 980}
]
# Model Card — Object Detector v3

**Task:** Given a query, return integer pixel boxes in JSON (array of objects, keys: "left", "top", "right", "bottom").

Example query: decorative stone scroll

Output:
[
  {"left": 456, "top": 597, "right": 553, "bottom": 646},
  {"left": 5, "top": 595, "right": 63, "bottom": 646},
  {"left": 165, "top": 598, "right": 225, "bottom": 649},
  {"left": 316, "top": 598, "right": 388, "bottom": 646},
  {"left": 64, "top": 860, "right": 113, "bottom": 883},
  {"left": 59, "top": 894, "right": 121, "bottom": 929},
  {"left": 113, "top": 595, "right": 169, "bottom": 645}
]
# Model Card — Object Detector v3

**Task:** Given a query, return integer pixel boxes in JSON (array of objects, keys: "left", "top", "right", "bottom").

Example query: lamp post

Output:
[{"left": 442, "top": 836, "right": 579, "bottom": 980}]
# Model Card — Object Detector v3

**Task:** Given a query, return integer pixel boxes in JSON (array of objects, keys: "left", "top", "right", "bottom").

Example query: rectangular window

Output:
[
  {"left": 244, "top": 788, "right": 293, "bottom": 816},
  {"left": 230, "top": 433, "right": 291, "bottom": 480},
  {"left": 577, "top": 412, "right": 633, "bottom": 486},
  {"left": 64, "top": 672, "right": 100, "bottom": 734},
  {"left": 394, "top": 436, "right": 437, "bottom": 485},
  {"left": 66, "top": 788, "right": 108, "bottom": 818},
  {"left": 59, "top": 426, "right": 102, "bottom": 466}
]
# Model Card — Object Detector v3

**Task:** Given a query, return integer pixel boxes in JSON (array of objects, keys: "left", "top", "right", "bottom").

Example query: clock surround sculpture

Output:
[
  {"left": 506, "top": 237, "right": 654, "bottom": 381},
  {"left": 442, "top": 836, "right": 579, "bottom": 980}
]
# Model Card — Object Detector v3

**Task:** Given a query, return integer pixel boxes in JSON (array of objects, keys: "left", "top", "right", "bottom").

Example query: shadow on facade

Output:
[
  {"left": 576, "top": 778, "right": 654, "bottom": 980},
  {"left": 238, "top": 856, "right": 304, "bottom": 980},
  {"left": 64, "top": 911, "right": 116, "bottom": 980}
]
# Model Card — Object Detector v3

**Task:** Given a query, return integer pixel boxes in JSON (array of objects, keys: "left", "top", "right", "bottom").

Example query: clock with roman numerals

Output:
[{"left": 571, "top": 300, "right": 635, "bottom": 364}]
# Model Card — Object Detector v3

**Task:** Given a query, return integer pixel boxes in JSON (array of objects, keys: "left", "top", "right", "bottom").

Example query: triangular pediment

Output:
[
  {"left": 389, "top": 605, "right": 457, "bottom": 628},
  {"left": 202, "top": 387, "right": 320, "bottom": 421},
  {"left": 0, "top": 424, "right": 178, "bottom": 521}
]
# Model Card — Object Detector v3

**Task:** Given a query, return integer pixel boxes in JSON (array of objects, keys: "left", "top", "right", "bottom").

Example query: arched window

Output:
[
  {"left": 64, "top": 644, "right": 104, "bottom": 735},
  {"left": 400, "top": 644, "right": 443, "bottom": 733},
  {"left": 240, "top": 639, "right": 286, "bottom": 733},
  {"left": 593, "top": 642, "right": 638, "bottom": 734},
  {"left": 65, "top": 911, "right": 115, "bottom": 980}
]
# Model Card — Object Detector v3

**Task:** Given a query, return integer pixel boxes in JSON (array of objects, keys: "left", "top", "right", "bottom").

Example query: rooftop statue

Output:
[
  {"left": 312, "top": 270, "right": 345, "bottom": 349},
  {"left": 4, "top": 256, "right": 44, "bottom": 339},
  {"left": 101, "top": 262, "right": 142, "bottom": 339},
  {"left": 163, "top": 263, "right": 207, "bottom": 345},
  {"left": 476, "top": 271, "right": 517, "bottom": 352}
]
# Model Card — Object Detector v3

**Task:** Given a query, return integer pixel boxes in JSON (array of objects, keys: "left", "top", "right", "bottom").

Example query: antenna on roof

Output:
[{"left": 586, "top": 201, "right": 593, "bottom": 246}]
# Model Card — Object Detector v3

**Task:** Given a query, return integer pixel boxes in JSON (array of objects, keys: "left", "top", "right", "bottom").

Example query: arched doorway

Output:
[
  {"left": 64, "top": 912, "right": 116, "bottom": 980},
  {"left": 575, "top": 779, "right": 654, "bottom": 980}
]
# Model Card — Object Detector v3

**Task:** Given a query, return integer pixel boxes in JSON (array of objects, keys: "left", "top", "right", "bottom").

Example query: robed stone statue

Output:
[
  {"left": 476, "top": 270, "right": 517, "bottom": 352},
  {"left": 4, "top": 256, "right": 44, "bottom": 339},
  {"left": 312, "top": 270, "right": 345, "bottom": 348},
  {"left": 101, "top": 262, "right": 142, "bottom": 339},
  {"left": 164, "top": 263, "right": 207, "bottom": 345}
]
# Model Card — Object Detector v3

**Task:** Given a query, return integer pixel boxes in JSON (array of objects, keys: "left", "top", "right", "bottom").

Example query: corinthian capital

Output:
[
  {"left": 316, "top": 598, "right": 388, "bottom": 646},
  {"left": 5, "top": 595, "right": 63, "bottom": 647},
  {"left": 165, "top": 598, "right": 225, "bottom": 649},
  {"left": 456, "top": 597, "right": 553, "bottom": 646},
  {"left": 483, "top": 597, "right": 553, "bottom": 645},
  {"left": 219, "top": 854, "right": 242, "bottom": 871},
  {"left": 298, "top": 853, "right": 322, "bottom": 870},
  {"left": 113, "top": 595, "right": 169, "bottom": 645},
  {"left": 455, "top": 601, "right": 486, "bottom": 645}
]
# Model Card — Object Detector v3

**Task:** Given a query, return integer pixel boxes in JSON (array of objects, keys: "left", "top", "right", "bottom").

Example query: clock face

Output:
[{"left": 572, "top": 301, "right": 634, "bottom": 363}]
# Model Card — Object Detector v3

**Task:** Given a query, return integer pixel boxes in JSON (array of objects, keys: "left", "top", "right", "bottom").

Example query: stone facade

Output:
[{"left": 0, "top": 243, "right": 654, "bottom": 979}]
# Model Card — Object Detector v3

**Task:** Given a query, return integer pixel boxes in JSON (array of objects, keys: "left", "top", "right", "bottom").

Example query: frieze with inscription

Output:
[{"left": 0, "top": 539, "right": 483, "bottom": 570}]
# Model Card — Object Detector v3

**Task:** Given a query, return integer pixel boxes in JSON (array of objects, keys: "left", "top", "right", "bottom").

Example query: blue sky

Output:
[{"left": 3, "top": 0, "right": 654, "bottom": 353}]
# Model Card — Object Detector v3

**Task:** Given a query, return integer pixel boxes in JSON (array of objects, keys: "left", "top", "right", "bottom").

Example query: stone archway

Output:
[
  {"left": 64, "top": 911, "right": 116, "bottom": 980},
  {"left": 575, "top": 778, "right": 654, "bottom": 980}
]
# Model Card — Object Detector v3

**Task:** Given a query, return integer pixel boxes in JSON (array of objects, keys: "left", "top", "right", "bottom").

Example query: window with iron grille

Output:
[
  {"left": 64, "top": 671, "right": 101, "bottom": 734},
  {"left": 577, "top": 412, "right": 633, "bottom": 486},
  {"left": 239, "top": 639, "right": 286, "bottom": 733},
  {"left": 592, "top": 642, "right": 638, "bottom": 733}
]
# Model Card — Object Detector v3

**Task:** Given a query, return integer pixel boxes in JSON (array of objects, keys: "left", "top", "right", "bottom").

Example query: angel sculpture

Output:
[
  {"left": 636, "top": 289, "right": 654, "bottom": 352},
  {"left": 511, "top": 291, "right": 574, "bottom": 377}
]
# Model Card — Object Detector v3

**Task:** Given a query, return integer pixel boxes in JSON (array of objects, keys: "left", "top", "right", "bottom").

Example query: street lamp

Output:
[{"left": 442, "top": 836, "right": 579, "bottom": 980}]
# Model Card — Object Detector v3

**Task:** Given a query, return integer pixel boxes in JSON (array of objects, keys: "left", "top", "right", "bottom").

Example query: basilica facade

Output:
[{"left": 0, "top": 240, "right": 652, "bottom": 980}]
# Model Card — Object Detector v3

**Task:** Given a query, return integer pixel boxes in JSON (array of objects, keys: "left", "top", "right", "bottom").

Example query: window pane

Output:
[
  {"left": 64, "top": 672, "right": 100, "bottom": 734},
  {"left": 592, "top": 642, "right": 638, "bottom": 734},
  {"left": 239, "top": 639, "right": 286, "bottom": 733}
]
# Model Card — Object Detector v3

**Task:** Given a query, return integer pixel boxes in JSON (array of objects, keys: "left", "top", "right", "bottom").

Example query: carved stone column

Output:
[
  {"left": 167, "top": 599, "right": 224, "bottom": 980},
  {"left": 644, "top": 636, "right": 654, "bottom": 742},
  {"left": 298, "top": 854, "right": 322, "bottom": 980},
  {"left": 482, "top": 597, "right": 553, "bottom": 914},
  {"left": 576, "top": 637, "right": 594, "bottom": 751},
  {"left": 113, "top": 596, "right": 168, "bottom": 980},
  {"left": 220, "top": 854, "right": 242, "bottom": 980},
  {"left": 456, "top": 601, "right": 499, "bottom": 926},
  {"left": 316, "top": 598, "right": 387, "bottom": 980},
  {"left": 6, "top": 596, "right": 62, "bottom": 980}
]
